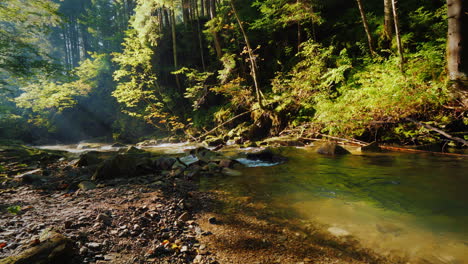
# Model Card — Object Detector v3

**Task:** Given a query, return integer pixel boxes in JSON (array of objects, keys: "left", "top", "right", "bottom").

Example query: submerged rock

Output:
[
  {"left": 221, "top": 167, "right": 242, "bottom": 177},
  {"left": 317, "top": 142, "right": 350, "bottom": 156}
]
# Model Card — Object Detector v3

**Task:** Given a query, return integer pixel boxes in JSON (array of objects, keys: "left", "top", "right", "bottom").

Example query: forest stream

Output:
[
  {"left": 1, "top": 142, "right": 467, "bottom": 264},
  {"left": 37, "top": 143, "right": 468, "bottom": 263}
]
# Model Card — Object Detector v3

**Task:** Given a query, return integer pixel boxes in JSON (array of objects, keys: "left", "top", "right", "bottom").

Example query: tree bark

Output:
[
  {"left": 447, "top": 0, "right": 468, "bottom": 108},
  {"left": 392, "top": 0, "right": 404, "bottom": 71},
  {"left": 170, "top": 7, "right": 181, "bottom": 91},
  {"left": 195, "top": 0, "right": 206, "bottom": 71},
  {"left": 230, "top": 0, "right": 263, "bottom": 108},
  {"left": 383, "top": 0, "right": 393, "bottom": 42},
  {"left": 355, "top": 0, "right": 375, "bottom": 56}
]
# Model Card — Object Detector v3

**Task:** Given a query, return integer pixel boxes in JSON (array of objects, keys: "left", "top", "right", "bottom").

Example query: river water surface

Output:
[
  {"left": 39, "top": 143, "right": 468, "bottom": 263},
  {"left": 202, "top": 146, "right": 468, "bottom": 264}
]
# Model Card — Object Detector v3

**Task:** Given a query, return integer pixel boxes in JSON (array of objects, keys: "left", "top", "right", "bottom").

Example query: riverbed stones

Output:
[{"left": 317, "top": 142, "right": 350, "bottom": 156}]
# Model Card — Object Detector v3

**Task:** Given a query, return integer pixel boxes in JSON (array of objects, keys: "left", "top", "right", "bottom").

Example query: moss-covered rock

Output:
[
  {"left": 0, "top": 231, "right": 75, "bottom": 264},
  {"left": 317, "top": 142, "right": 350, "bottom": 156}
]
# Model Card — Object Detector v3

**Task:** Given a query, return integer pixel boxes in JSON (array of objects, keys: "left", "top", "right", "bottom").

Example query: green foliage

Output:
[
  {"left": 173, "top": 67, "right": 214, "bottom": 110},
  {"left": 15, "top": 53, "right": 109, "bottom": 114},
  {"left": 0, "top": 0, "right": 61, "bottom": 84},
  {"left": 252, "top": 0, "right": 322, "bottom": 31},
  {"left": 7, "top": 205, "right": 21, "bottom": 215},
  {"left": 314, "top": 44, "right": 447, "bottom": 137},
  {"left": 270, "top": 40, "right": 351, "bottom": 126}
]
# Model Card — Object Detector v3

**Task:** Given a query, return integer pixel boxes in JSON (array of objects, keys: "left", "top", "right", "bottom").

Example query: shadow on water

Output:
[{"left": 200, "top": 146, "right": 468, "bottom": 263}]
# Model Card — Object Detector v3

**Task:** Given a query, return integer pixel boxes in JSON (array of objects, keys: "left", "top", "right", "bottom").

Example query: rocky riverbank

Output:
[{"left": 0, "top": 143, "right": 404, "bottom": 264}]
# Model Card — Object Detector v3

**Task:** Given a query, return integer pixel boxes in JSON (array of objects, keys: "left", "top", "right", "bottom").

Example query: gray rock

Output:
[
  {"left": 86, "top": 242, "right": 101, "bottom": 249},
  {"left": 96, "top": 213, "right": 112, "bottom": 226},
  {"left": 153, "top": 157, "right": 177, "bottom": 170},
  {"left": 78, "top": 181, "right": 96, "bottom": 191},
  {"left": 246, "top": 148, "right": 287, "bottom": 163},
  {"left": 317, "top": 142, "right": 350, "bottom": 156},
  {"left": 360, "top": 141, "right": 382, "bottom": 152}
]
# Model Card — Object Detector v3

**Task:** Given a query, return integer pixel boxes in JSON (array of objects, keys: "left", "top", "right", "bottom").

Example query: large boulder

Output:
[
  {"left": 153, "top": 157, "right": 177, "bottom": 170},
  {"left": 0, "top": 231, "right": 75, "bottom": 264},
  {"left": 91, "top": 153, "right": 152, "bottom": 181},
  {"left": 189, "top": 147, "right": 223, "bottom": 162},
  {"left": 246, "top": 148, "right": 287, "bottom": 163},
  {"left": 76, "top": 151, "right": 103, "bottom": 167},
  {"left": 317, "top": 142, "right": 350, "bottom": 156}
]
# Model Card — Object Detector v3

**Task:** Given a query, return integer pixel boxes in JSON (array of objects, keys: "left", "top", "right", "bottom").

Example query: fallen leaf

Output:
[{"left": 0, "top": 243, "right": 7, "bottom": 249}]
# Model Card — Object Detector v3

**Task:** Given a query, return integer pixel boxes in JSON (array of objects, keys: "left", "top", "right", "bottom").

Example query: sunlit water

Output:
[
  {"left": 200, "top": 146, "right": 468, "bottom": 264},
  {"left": 38, "top": 143, "right": 468, "bottom": 263}
]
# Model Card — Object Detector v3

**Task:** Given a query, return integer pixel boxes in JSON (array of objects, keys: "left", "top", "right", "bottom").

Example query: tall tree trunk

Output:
[
  {"left": 355, "top": 0, "right": 375, "bottom": 56},
  {"left": 195, "top": 0, "right": 206, "bottom": 71},
  {"left": 209, "top": 0, "right": 216, "bottom": 19},
  {"left": 310, "top": 3, "right": 317, "bottom": 41},
  {"left": 392, "top": 0, "right": 404, "bottom": 71},
  {"left": 230, "top": 0, "right": 263, "bottom": 108},
  {"left": 200, "top": 0, "right": 205, "bottom": 17},
  {"left": 383, "top": 0, "right": 393, "bottom": 42},
  {"left": 297, "top": 0, "right": 301, "bottom": 52},
  {"left": 170, "top": 8, "right": 181, "bottom": 91},
  {"left": 447, "top": 0, "right": 468, "bottom": 108}
]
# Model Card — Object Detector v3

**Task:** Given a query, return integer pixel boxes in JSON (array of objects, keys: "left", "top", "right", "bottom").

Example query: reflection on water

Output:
[{"left": 200, "top": 147, "right": 468, "bottom": 264}]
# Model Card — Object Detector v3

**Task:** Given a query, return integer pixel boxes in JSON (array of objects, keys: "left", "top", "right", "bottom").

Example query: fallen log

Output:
[{"left": 405, "top": 118, "right": 468, "bottom": 147}]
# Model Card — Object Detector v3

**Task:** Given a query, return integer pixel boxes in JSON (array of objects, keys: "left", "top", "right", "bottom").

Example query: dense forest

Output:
[{"left": 1, "top": 0, "right": 467, "bottom": 146}]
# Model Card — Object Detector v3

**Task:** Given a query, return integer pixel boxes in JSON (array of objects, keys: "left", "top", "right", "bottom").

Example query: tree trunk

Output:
[
  {"left": 355, "top": 0, "right": 375, "bottom": 56},
  {"left": 384, "top": 0, "right": 393, "bottom": 41},
  {"left": 230, "top": 0, "right": 263, "bottom": 108},
  {"left": 195, "top": 0, "right": 206, "bottom": 71},
  {"left": 200, "top": 0, "right": 205, "bottom": 17},
  {"left": 447, "top": 0, "right": 468, "bottom": 108},
  {"left": 209, "top": 0, "right": 216, "bottom": 19},
  {"left": 392, "top": 0, "right": 404, "bottom": 71},
  {"left": 170, "top": 7, "right": 181, "bottom": 91}
]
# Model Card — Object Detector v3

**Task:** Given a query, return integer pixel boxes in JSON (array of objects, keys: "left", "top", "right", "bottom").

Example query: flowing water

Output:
[
  {"left": 201, "top": 146, "right": 468, "bottom": 264},
  {"left": 38, "top": 143, "right": 468, "bottom": 263}
]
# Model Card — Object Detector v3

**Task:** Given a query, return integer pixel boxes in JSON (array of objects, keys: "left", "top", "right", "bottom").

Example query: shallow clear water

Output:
[
  {"left": 38, "top": 143, "right": 468, "bottom": 263},
  {"left": 200, "top": 146, "right": 468, "bottom": 264}
]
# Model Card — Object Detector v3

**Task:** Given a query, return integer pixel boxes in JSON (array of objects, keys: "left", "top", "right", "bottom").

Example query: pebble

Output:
[
  {"left": 96, "top": 213, "right": 112, "bottom": 226},
  {"left": 86, "top": 242, "right": 101, "bottom": 249}
]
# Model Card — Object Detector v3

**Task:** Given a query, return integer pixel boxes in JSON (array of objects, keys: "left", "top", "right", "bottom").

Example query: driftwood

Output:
[
  {"left": 379, "top": 145, "right": 468, "bottom": 157},
  {"left": 405, "top": 118, "right": 468, "bottom": 147}
]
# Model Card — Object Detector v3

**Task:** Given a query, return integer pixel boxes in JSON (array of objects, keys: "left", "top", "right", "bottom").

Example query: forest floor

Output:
[{"left": 0, "top": 145, "right": 405, "bottom": 264}]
